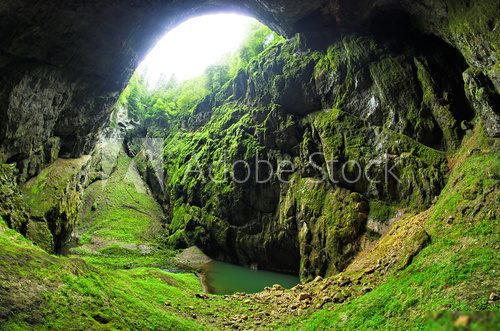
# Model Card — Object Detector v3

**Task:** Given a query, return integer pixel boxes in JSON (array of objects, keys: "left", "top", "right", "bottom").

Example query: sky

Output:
[{"left": 138, "top": 14, "right": 258, "bottom": 87}]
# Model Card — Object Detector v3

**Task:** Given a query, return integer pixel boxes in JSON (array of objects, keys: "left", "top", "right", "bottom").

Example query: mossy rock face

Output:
[
  {"left": 25, "top": 220, "right": 54, "bottom": 252},
  {"left": 0, "top": 164, "right": 57, "bottom": 252},
  {"left": 303, "top": 108, "right": 448, "bottom": 208},
  {"left": 314, "top": 34, "right": 474, "bottom": 150},
  {"left": 281, "top": 177, "right": 367, "bottom": 281},
  {"left": 463, "top": 68, "right": 500, "bottom": 137},
  {"left": 444, "top": 0, "right": 499, "bottom": 82},
  {"left": 22, "top": 156, "right": 91, "bottom": 251},
  {"left": 0, "top": 164, "right": 31, "bottom": 233},
  {"left": 139, "top": 27, "right": 484, "bottom": 280}
]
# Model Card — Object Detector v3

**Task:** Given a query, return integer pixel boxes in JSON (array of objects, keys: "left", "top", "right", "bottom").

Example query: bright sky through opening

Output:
[{"left": 138, "top": 14, "right": 258, "bottom": 87}]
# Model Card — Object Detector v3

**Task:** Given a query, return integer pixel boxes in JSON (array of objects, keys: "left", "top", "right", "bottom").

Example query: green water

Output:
[{"left": 204, "top": 260, "right": 300, "bottom": 295}]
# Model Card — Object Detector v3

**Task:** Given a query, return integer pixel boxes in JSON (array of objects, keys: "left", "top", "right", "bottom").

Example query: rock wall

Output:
[
  {"left": 0, "top": 156, "right": 91, "bottom": 252},
  {"left": 149, "top": 18, "right": 491, "bottom": 279}
]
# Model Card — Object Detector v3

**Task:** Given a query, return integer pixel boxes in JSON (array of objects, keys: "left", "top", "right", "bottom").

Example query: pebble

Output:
[
  {"left": 298, "top": 292, "right": 311, "bottom": 301},
  {"left": 195, "top": 293, "right": 208, "bottom": 299},
  {"left": 488, "top": 291, "right": 498, "bottom": 304},
  {"left": 313, "top": 276, "right": 323, "bottom": 283}
]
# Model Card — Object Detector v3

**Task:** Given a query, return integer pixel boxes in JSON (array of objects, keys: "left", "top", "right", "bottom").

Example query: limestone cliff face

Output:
[
  {"left": 0, "top": 156, "right": 91, "bottom": 252},
  {"left": 143, "top": 22, "right": 490, "bottom": 280}
]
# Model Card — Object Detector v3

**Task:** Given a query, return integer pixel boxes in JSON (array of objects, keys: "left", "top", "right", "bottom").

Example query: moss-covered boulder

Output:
[
  {"left": 0, "top": 163, "right": 54, "bottom": 251},
  {"left": 22, "top": 156, "right": 91, "bottom": 251}
]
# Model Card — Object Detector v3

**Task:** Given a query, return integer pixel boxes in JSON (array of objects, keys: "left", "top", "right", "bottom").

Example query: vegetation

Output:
[
  {"left": 0, "top": 215, "right": 215, "bottom": 330},
  {"left": 72, "top": 142, "right": 175, "bottom": 269},
  {"left": 277, "top": 126, "right": 500, "bottom": 330},
  {"left": 118, "top": 22, "right": 283, "bottom": 126},
  {"left": 1, "top": 125, "right": 497, "bottom": 330}
]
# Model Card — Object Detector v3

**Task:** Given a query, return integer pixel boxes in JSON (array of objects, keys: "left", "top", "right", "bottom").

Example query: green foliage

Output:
[
  {"left": 117, "top": 21, "right": 283, "bottom": 129},
  {"left": 228, "top": 23, "right": 284, "bottom": 77},
  {"left": 118, "top": 73, "right": 209, "bottom": 124}
]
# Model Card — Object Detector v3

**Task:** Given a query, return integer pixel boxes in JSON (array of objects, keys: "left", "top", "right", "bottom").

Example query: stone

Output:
[
  {"left": 272, "top": 284, "right": 284, "bottom": 291},
  {"left": 488, "top": 292, "right": 499, "bottom": 304},
  {"left": 298, "top": 292, "right": 311, "bottom": 301},
  {"left": 338, "top": 277, "right": 351, "bottom": 287},
  {"left": 332, "top": 293, "right": 346, "bottom": 303},
  {"left": 313, "top": 276, "right": 323, "bottom": 283},
  {"left": 362, "top": 287, "right": 372, "bottom": 294},
  {"left": 453, "top": 315, "right": 471, "bottom": 327},
  {"left": 195, "top": 293, "right": 208, "bottom": 299}
]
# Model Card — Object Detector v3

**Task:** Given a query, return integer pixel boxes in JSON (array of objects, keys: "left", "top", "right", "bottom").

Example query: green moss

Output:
[
  {"left": 0, "top": 219, "right": 202, "bottom": 329},
  {"left": 369, "top": 200, "right": 399, "bottom": 222},
  {"left": 306, "top": 106, "right": 447, "bottom": 209},
  {"left": 447, "top": 0, "right": 499, "bottom": 64},
  {"left": 23, "top": 158, "right": 88, "bottom": 218},
  {"left": 75, "top": 148, "right": 167, "bottom": 264},
  {"left": 25, "top": 221, "right": 54, "bottom": 252},
  {"left": 162, "top": 101, "right": 269, "bottom": 245},
  {"left": 314, "top": 36, "right": 379, "bottom": 110}
]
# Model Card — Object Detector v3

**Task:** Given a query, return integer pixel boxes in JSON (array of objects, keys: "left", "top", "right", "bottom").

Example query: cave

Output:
[{"left": 0, "top": 0, "right": 498, "bottom": 329}]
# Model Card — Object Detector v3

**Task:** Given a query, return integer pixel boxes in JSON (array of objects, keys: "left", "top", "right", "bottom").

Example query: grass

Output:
[
  {"left": 0, "top": 217, "right": 207, "bottom": 330},
  {"left": 72, "top": 143, "right": 174, "bottom": 269}
]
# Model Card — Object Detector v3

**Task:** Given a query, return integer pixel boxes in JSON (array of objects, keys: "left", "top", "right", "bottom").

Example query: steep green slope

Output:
[
  {"left": 70, "top": 141, "right": 172, "bottom": 269},
  {"left": 0, "top": 215, "right": 205, "bottom": 330}
]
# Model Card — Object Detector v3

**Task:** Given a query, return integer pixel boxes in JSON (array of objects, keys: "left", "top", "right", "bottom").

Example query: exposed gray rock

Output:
[{"left": 463, "top": 69, "right": 500, "bottom": 137}]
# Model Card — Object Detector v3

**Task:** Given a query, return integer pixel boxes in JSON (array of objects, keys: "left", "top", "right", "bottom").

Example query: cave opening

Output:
[{"left": 137, "top": 13, "right": 262, "bottom": 88}]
